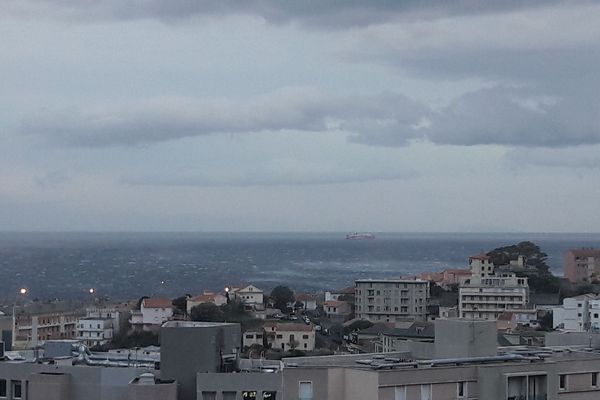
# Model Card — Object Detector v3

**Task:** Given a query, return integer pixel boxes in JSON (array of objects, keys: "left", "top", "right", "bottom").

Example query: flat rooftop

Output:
[
  {"left": 355, "top": 279, "right": 428, "bottom": 284},
  {"left": 162, "top": 321, "right": 238, "bottom": 328}
]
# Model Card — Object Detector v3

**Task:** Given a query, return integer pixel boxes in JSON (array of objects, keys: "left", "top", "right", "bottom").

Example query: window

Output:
[
  {"left": 242, "top": 391, "right": 257, "bottom": 399},
  {"left": 302, "top": 335, "right": 309, "bottom": 339},
  {"left": 299, "top": 381, "right": 313, "bottom": 400},
  {"left": 0, "top": 379, "right": 6, "bottom": 398},
  {"left": 457, "top": 382, "right": 466, "bottom": 398},
  {"left": 12, "top": 381, "right": 22, "bottom": 399},
  {"left": 394, "top": 386, "right": 406, "bottom": 400},
  {"left": 222, "top": 392, "right": 237, "bottom": 400},
  {"left": 420, "top": 384, "right": 431, "bottom": 400},
  {"left": 276, "top": 334, "right": 283, "bottom": 339},
  {"left": 201, "top": 392, "right": 217, "bottom": 400},
  {"left": 559, "top": 374, "right": 566, "bottom": 390},
  {"left": 246, "top": 334, "right": 254, "bottom": 339},
  {"left": 593, "top": 372, "right": 598, "bottom": 388},
  {"left": 262, "top": 391, "right": 276, "bottom": 399}
]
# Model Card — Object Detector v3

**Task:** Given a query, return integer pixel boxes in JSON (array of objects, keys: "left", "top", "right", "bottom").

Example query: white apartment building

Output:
[
  {"left": 459, "top": 274, "right": 529, "bottom": 320},
  {"left": 85, "top": 305, "right": 128, "bottom": 336},
  {"left": 553, "top": 294, "right": 600, "bottom": 332},
  {"left": 76, "top": 317, "right": 114, "bottom": 347},
  {"left": 355, "top": 279, "right": 429, "bottom": 323}
]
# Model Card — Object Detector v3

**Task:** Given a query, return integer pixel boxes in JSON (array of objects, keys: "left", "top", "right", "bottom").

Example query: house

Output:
[
  {"left": 496, "top": 310, "right": 539, "bottom": 332},
  {"left": 323, "top": 300, "right": 352, "bottom": 322},
  {"left": 264, "top": 322, "right": 315, "bottom": 352},
  {"left": 324, "top": 286, "right": 354, "bottom": 302},
  {"left": 244, "top": 322, "right": 316, "bottom": 352},
  {"left": 295, "top": 293, "right": 317, "bottom": 311},
  {"left": 129, "top": 297, "right": 173, "bottom": 332},
  {"left": 228, "top": 284, "right": 264, "bottom": 309},
  {"left": 186, "top": 292, "right": 228, "bottom": 314}
]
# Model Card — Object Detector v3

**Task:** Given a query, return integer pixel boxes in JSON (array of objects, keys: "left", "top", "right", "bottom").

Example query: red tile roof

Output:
[
  {"left": 143, "top": 297, "right": 173, "bottom": 309},
  {"left": 189, "top": 294, "right": 216, "bottom": 303},
  {"left": 470, "top": 254, "right": 491, "bottom": 260}
]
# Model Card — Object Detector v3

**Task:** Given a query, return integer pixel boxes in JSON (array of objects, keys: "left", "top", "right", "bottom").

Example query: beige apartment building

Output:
[
  {"left": 564, "top": 248, "right": 600, "bottom": 284},
  {"left": 355, "top": 279, "right": 429, "bottom": 323},
  {"left": 459, "top": 255, "right": 529, "bottom": 320},
  {"left": 459, "top": 273, "right": 529, "bottom": 320}
]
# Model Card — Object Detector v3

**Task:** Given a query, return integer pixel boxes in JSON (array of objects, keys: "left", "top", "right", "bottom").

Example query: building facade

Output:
[
  {"left": 186, "top": 293, "right": 228, "bottom": 315},
  {"left": 13, "top": 310, "right": 80, "bottom": 349},
  {"left": 355, "top": 279, "right": 429, "bottom": 323},
  {"left": 76, "top": 318, "right": 114, "bottom": 347},
  {"left": 553, "top": 294, "right": 600, "bottom": 332},
  {"left": 459, "top": 274, "right": 529, "bottom": 320},
  {"left": 565, "top": 248, "right": 600, "bottom": 284},
  {"left": 129, "top": 298, "right": 173, "bottom": 332}
]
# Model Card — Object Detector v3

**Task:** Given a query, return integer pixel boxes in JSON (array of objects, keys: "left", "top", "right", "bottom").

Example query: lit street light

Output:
[{"left": 12, "top": 287, "right": 28, "bottom": 350}]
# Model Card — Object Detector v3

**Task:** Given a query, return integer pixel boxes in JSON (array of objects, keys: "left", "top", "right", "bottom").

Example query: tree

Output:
[
  {"left": 270, "top": 286, "right": 295, "bottom": 312},
  {"left": 172, "top": 295, "right": 189, "bottom": 314},
  {"left": 136, "top": 296, "right": 149, "bottom": 310},
  {"left": 287, "top": 339, "right": 300, "bottom": 351},
  {"left": 190, "top": 303, "right": 223, "bottom": 322}
]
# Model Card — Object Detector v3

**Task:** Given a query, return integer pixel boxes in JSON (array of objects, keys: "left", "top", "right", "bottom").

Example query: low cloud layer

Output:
[
  {"left": 21, "top": 85, "right": 600, "bottom": 148},
  {"left": 123, "top": 159, "right": 418, "bottom": 187},
  {"left": 2, "top": 1, "right": 567, "bottom": 27},
  {"left": 20, "top": 88, "right": 427, "bottom": 147}
]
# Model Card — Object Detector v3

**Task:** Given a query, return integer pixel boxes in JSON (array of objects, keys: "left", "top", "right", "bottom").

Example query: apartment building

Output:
[
  {"left": 13, "top": 308, "right": 81, "bottom": 349},
  {"left": 553, "top": 294, "right": 600, "bottom": 332},
  {"left": 355, "top": 279, "right": 429, "bottom": 323},
  {"left": 76, "top": 317, "right": 113, "bottom": 347},
  {"left": 565, "top": 248, "right": 600, "bottom": 284},
  {"left": 459, "top": 273, "right": 529, "bottom": 320}
]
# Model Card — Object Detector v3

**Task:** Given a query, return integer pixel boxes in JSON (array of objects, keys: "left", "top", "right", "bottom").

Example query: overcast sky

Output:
[{"left": 1, "top": 1, "right": 599, "bottom": 232}]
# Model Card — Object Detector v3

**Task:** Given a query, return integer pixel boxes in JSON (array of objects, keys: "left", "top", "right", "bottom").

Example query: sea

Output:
[{"left": 1, "top": 232, "right": 599, "bottom": 301}]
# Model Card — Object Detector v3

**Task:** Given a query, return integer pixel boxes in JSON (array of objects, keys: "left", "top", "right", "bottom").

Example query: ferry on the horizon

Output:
[{"left": 346, "top": 232, "right": 375, "bottom": 240}]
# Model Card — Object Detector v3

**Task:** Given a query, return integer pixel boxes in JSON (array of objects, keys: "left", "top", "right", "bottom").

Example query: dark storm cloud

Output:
[
  {"left": 5, "top": 0, "right": 572, "bottom": 27},
  {"left": 20, "top": 89, "right": 427, "bottom": 147}
]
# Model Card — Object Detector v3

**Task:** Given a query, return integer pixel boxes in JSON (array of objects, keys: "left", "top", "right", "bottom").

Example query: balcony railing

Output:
[{"left": 507, "top": 395, "right": 547, "bottom": 400}]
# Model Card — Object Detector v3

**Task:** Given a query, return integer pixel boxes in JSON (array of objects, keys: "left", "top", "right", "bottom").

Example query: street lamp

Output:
[{"left": 12, "top": 288, "right": 28, "bottom": 350}]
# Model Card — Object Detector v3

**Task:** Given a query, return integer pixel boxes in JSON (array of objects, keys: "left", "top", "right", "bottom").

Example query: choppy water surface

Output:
[{"left": 1, "top": 232, "right": 599, "bottom": 300}]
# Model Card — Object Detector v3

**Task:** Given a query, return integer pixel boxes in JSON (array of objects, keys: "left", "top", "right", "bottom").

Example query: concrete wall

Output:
[
  {"left": 0, "top": 362, "right": 146, "bottom": 400},
  {"left": 434, "top": 319, "right": 497, "bottom": 358},
  {"left": 28, "top": 372, "right": 72, "bottom": 400},
  {"left": 161, "top": 322, "right": 241, "bottom": 400},
  {"left": 197, "top": 372, "right": 281, "bottom": 400},
  {"left": 127, "top": 381, "right": 177, "bottom": 400},
  {"left": 545, "top": 332, "right": 600, "bottom": 347}
]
